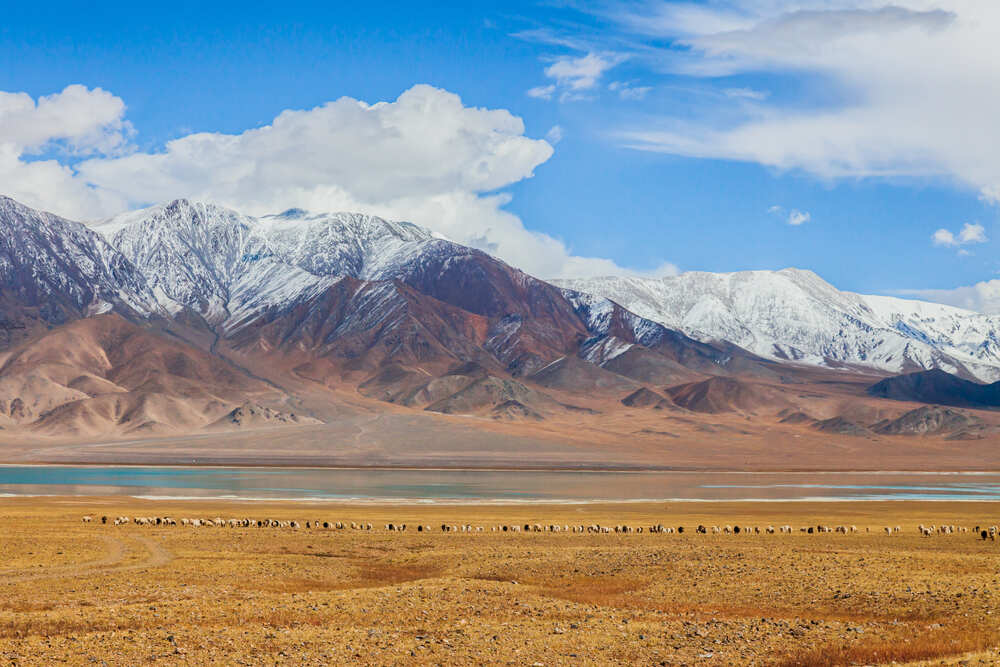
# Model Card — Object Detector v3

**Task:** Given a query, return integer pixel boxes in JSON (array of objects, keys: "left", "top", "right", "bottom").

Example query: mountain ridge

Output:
[{"left": 555, "top": 269, "right": 1000, "bottom": 382}]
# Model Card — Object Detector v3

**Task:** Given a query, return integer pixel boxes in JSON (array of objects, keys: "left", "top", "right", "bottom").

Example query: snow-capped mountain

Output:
[
  {"left": 94, "top": 199, "right": 756, "bottom": 377},
  {"left": 256, "top": 208, "right": 447, "bottom": 279},
  {"left": 93, "top": 200, "right": 338, "bottom": 327},
  {"left": 11, "top": 192, "right": 1000, "bottom": 385},
  {"left": 555, "top": 269, "right": 1000, "bottom": 382},
  {"left": 0, "top": 195, "right": 157, "bottom": 324},
  {"left": 94, "top": 201, "right": 494, "bottom": 333}
]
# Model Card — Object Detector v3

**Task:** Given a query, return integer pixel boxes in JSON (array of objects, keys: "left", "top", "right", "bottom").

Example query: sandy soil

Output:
[{"left": 3, "top": 497, "right": 1000, "bottom": 665}]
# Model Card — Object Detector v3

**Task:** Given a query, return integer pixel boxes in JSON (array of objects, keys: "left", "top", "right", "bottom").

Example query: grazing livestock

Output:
[{"left": 85, "top": 512, "right": 996, "bottom": 547}]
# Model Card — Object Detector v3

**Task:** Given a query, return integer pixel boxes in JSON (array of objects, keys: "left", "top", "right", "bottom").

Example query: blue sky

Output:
[{"left": 2, "top": 1, "right": 999, "bottom": 304}]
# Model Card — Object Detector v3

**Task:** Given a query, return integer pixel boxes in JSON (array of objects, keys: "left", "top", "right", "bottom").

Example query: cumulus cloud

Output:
[
  {"left": 0, "top": 85, "right": 133, "bottom": 217},
  {"left": 932, "top": 222, "right": 987, "bottom": 247},
  {"left": 608, "top": 2, "right": 1000, "bottom": 203},
  {"left": 0, "top": 84, "right": 131, "bottom": 154},
  {"left": 0, "top": 83, "right": 660, "bottom": 280}
]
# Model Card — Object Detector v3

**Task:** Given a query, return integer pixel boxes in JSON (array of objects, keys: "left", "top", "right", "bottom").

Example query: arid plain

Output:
[{"left": 3, "top": 498, "right": 1000, "bottom": 665}]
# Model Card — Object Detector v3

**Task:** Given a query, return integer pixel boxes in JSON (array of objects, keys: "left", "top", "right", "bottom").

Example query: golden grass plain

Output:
[{"left": 3, "top": 498, "right": 1000, "bottom": 665}]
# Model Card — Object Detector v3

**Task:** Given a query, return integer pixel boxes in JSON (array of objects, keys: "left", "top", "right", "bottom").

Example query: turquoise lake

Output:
[{"left": 3, "top": 467, "right": 1000, "bottom": 501}]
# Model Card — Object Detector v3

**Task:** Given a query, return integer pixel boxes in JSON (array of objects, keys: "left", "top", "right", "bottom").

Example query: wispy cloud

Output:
[
  {"left": 539, "top": 2, "right": 1000, "bottom": 208},
  {"left": 609, "top": 80, "right": 652, "bottom": 100},
  {"left": 526, "top": 85, "right": 556, "bottom": 100},
  {"left": 723, "top": 87, "right": 769, "bottom": 101},
  {"left": 598, "top": 2, "right": 1000, "bottom": 210},
  {"left": 895, "top": 279, "right": 1000, "bottom": 314}
]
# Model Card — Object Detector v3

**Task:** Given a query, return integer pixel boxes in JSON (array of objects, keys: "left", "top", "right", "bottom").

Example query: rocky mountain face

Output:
[
  {"left": 3, "top": 194, "right": 1000, "bottom": 442},
  {"left": 556, "top": 269, "right": 1000, "bottom": 382},
  {"left": 0, "top": 196, "right": 157, "bottom": 347}
]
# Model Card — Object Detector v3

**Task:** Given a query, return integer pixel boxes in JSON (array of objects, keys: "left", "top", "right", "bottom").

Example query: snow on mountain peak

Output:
[
  {"left": 556, "top": 268, "right": 1000, "bottom": 381},
  {"left": 257, "top": 209, "right": 441, "bottom": 278},
  {"left": 0, "top": 195, "right": 158, "bottom": 319},
  {"left": 94, "top": 200, "right": 461, "bottom": 330}
]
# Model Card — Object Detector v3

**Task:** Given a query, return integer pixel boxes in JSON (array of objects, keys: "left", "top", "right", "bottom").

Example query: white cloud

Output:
[
  {"left": 526, "top": 85, "right": 556, "bottom": 100},
  {"left": 545, "top": 52, "right": 624, "bottom": 91},
  {"left": 0, "top": 83, "right": 659, "bottom": 280},
  {"left": 768, "top": 205, "right": 810, "bottom": 225},
  {"left": 0, "top": 85, "right": 134, "bottom": 217},
  {"left": 545, "top": 125, "right": 564, "bottom": 144},
  {"left": 933, "top": 222, "right": 987, "bottom": 247},
  {"left": 959, "top": 222, "right": 987, "bottom": 244},
  {"left": 609, "top": 81, "right": 653, "bottom": 100},
  {"left": 787, "top": 209, "right": 810, "bottom": 226},
  {"left": 610, "top": 2, "right": 1000, "bottom": 204},
  {"left": 932, "top": 228, "right": 957, "bottom": 247},
  {"left": 528, "top": 52, "right": 627, "bottom": 103},
  {"left": 896, "top": 279, "right": 1000, "bottom": 314},
  {"left": 723, "top": 87, "right": 769, "bottom": 101},
  {"left": 0, "top": 84, "right": 131, "bottom": 154}
]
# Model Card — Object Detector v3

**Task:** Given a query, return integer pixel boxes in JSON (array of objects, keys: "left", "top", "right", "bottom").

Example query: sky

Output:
[{"left": 2, "top": 0, "right": 1000, "bottom": 309}]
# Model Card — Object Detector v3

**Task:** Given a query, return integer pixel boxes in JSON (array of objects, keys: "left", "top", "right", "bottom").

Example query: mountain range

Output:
[
  {"left": 556, "top": 270, "right": 1000, "bottom": 382},
  {"left": 2, "top": 194, "right": 999, "bottom": 468}
]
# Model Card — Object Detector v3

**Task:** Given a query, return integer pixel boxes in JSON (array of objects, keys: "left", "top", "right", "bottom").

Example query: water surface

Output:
[{"left": 3, "top": 466, "right": 1000, "bottom": 502}]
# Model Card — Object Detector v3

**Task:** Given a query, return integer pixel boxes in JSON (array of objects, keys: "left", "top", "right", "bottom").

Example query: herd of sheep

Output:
[{"left": 79, "top": 515, "right": 1000, "bottom": 539}]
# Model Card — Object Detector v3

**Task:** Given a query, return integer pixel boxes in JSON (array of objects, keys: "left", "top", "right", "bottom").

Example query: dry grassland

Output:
[{"left": 2, "top": 498, "right": 1000, "bottom": 665}]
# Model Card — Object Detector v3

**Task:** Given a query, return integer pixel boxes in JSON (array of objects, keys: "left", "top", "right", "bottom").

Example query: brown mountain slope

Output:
[
  {"left": 666, "top": 377, "right": 789, "bottom": 415},
  {"left": 528, "top": 356, "right": 639, "bottom": 394},
  {"left": 30, "top": 392, "right": 223, "bottom": 437},
  {"left": 621, "top": 387, "right": 674, "bottom": 409},
  {"left": 0, "top": 314, "right": 291, "bottom": 436},
  {"left": 871, "top": 406, "right": 987, "bottom": 437},
  {"left": 222, "top": 277, "right": 496, "bottom": 382},
  {"left": 206, "top": 402, "right": 321, "bottom": 431},
  {"left": 424, "top": 376, "right": 560, "bottom": 417}
]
